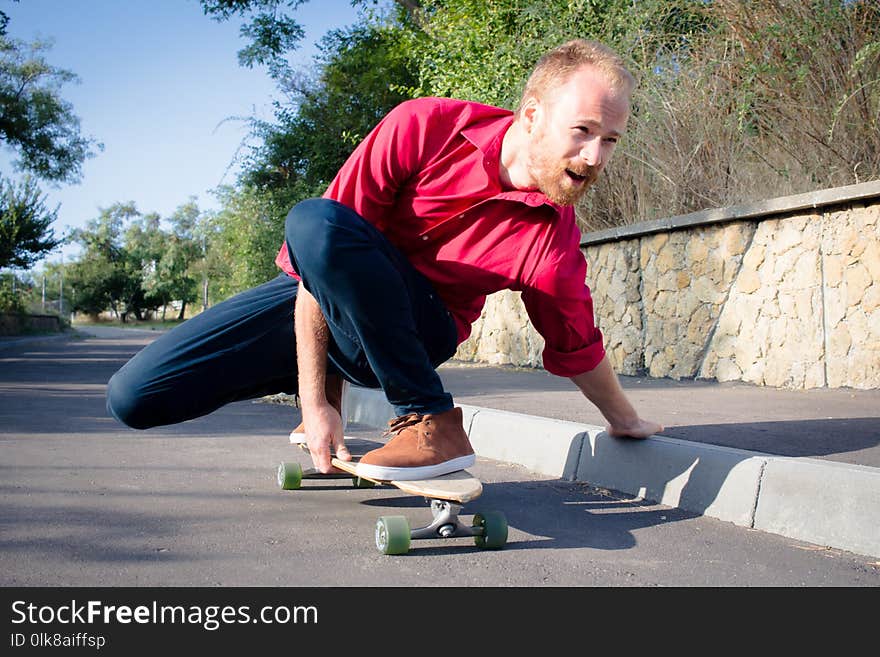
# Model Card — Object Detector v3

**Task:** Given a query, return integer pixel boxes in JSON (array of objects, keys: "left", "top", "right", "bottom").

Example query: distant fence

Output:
[{"left": 456, "top": 181, "right": 880, "bottom": 390}]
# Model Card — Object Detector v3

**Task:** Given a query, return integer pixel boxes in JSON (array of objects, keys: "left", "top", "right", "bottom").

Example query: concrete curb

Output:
[{"left": 345, "top": 387, "right": 880, "bottom": 559}]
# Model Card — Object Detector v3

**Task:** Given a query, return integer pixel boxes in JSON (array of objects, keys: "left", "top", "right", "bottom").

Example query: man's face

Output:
[{"left": 524, "top": 66, "right": 630, "bottom": 206}]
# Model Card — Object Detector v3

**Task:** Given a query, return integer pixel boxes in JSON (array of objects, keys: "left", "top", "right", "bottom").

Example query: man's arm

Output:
[
  {"left": 294, "top": 287, "right": 350, "bottom": 472},
  {"left": 570, "top": 355, "right": 663, "bottom": 439}
]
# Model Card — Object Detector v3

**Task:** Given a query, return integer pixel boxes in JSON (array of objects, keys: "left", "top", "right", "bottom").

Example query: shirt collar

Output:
[
  {"left": 461, "top": 111, "right": 563, "bottom": 214},
  {"left": 461, "top": 111, "right": 513, "bottom": 159}
]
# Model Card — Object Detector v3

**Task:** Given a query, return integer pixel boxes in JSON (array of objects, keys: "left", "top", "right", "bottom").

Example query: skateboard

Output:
[{"left": 276, "top": 440, "right": 508, "bottom": 555}]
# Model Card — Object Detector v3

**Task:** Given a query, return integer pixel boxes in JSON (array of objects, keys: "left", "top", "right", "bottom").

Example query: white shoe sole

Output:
[{"left": 355, "top": 454, "right": 476, "bottom": 481}]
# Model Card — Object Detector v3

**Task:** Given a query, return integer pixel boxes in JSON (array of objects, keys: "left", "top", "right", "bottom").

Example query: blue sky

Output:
[{"left": 2, "top": 0, "right": 366, "bottom": 268}]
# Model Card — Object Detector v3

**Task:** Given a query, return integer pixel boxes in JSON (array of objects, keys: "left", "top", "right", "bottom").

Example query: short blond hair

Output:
[{"left": 517, "top": 40, "right": 635, "bottom": 114}]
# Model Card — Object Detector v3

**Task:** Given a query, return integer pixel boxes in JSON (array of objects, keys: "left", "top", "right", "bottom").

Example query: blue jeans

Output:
[{"left": 106, "top": 198, "right": 457, "bottom": 429}]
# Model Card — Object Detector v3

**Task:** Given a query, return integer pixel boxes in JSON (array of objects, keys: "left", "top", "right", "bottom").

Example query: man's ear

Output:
[{"left": 521, "top": 97, "right": 541, "bottom": 134}]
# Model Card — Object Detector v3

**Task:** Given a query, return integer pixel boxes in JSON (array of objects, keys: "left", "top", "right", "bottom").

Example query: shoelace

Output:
[{"left": 383, "top": 413, "right": 425, "bottom": 438}]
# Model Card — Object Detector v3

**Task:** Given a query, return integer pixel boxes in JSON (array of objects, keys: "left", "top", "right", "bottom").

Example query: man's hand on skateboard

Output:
[{"left": 302, "top": 402, "right": 351, "bottom": 473}]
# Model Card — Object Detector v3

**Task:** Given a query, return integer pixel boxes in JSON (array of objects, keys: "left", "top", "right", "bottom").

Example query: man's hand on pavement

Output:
[{"left": 606, "top": 417, "right": 663, "bottom": 440}]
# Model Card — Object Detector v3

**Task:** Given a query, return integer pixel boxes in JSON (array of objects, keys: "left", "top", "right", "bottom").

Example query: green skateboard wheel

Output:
[
  {"left": 375, "top": 515, "right": 411, "bottom": 555},
  {"left": 473, "top": 511, "right": 508, "bottom": 549},
  {"left": 277, "top": 462, "right": 303, "bottom": 490}
]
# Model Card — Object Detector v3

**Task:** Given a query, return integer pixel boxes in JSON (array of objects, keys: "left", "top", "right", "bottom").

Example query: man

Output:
[{"left": 106, "top": 39, "right": 662, "bottom": 481}]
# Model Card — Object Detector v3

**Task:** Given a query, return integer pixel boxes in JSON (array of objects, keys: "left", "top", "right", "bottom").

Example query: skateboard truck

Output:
[
  {"left": 375, "top": 499, "right": 506, "bottom": 555},
  {"left": 416, "top": 500, "right": 471, "bottom": 539}
]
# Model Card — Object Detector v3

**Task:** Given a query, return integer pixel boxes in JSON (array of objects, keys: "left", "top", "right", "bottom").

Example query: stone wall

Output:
[
  {"left": 0, "top": 313, "right": 64, "bottom": 336},
  {"left": 455, "top": 181, "right": 880, "bottom": 390}
]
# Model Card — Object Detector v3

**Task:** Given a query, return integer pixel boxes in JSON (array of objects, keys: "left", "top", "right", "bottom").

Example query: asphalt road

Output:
[{"left": 1, "top": 326, "right": 878, "bottom": 587}]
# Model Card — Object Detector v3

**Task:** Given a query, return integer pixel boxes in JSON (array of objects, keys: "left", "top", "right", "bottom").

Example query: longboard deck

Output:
[
  {"left": 297, "top": 439, "right": 371, "bottom": 458},
  {"left": 330, "top": 457, "right": 483, "bottom": 504},
  {"left": 294, "top": 439, "right": 482, "bottom": 503}
]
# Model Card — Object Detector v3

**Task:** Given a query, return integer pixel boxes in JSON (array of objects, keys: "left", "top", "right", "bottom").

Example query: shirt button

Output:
[{"left": 421, "top": 235, "right": 429, "bottom": 241}]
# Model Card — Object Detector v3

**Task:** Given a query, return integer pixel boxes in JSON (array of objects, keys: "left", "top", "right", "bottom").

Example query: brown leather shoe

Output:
[
  {"left": 356, "top": 407, "right": 475, "bottom": 480},
  {"left": 289, "top": 374, "right": 348, "bottom": 444}
]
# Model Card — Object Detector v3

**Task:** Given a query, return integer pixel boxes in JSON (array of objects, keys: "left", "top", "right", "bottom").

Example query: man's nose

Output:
[{"left": 580, "top": 138, "right": 602, "bottom": 167}]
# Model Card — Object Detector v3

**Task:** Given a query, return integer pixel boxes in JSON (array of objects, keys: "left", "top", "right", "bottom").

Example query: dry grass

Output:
[{"left": 577, "top": 0, "right": 880, "bottom": 232}]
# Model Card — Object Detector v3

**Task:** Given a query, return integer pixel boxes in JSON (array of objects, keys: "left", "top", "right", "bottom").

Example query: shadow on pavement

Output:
[
  {"left": 358, "top": 479, "right": 697, "bottom": 555},
  {"left": 663, "top": 419, "right": 880, "bottom": 464}
]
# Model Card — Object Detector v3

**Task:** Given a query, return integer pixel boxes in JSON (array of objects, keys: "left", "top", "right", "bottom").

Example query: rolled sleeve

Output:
[
  {"left": 541, "top": 330, "right": 606, "bottom": 377},
  {"left": 521, "top": 233, "right": 606, "bottom": 378}
]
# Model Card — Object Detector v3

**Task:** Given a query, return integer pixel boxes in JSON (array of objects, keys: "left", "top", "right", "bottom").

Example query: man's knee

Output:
[
  {"left": 285, "top": 198, "right": 358, "bottom": 277},
  {"left": 286, "top": 198, "right": 333, "bottom": 249},
  {"left": 105, "top": 368, "right": 156, "bottom": 430}
]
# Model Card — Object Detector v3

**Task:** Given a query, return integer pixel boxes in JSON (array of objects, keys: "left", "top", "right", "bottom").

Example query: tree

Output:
[
  {"left": 0, "top": 5, "right": 12, "bottom": 37},
  {"left": 159, "top": 200, "right": 202, "bottom": 320},
  {"left": 0, "top": 17, "right": 101, "bottom": 275},
  {"left": 0, "top": 271, "right": 27, "bottom": 313},
  {"left": 0, "top": 176, "right": 59, "bottom": 268},
  {"left": 65, "top": 200, "right": 210, "bottom": 321},
  {"left": 200, "top": 1, "right": 422, "bottom": 79},
  {"left": 67, "top": 203, "right": 143, "bottom": 320},
  {"left": 242, "top": 11, "right": 419, "bottom": 194},
  {"left": 201, "top": 0, "right": 307, "bottom": 81},
  {"left": 0, "top": 35, "right": 100, "bottom": 184},
  {"left": 203, "top": 0, "right": 879, "bottom": 247},
  {"left": 202, "top": 9, "right": 420, "bottom": 291},
  {"left": 124, "top": 212, "right": 168, "bottom": 316},
  {"left": 319, "top": 0, "right": 715, "bottom": 229},
  {"left": 209, "top": 185, "right": 288, "bottom": 297},
  {"left": 187, "top": 206, "right": 227, "bottom": 312},
  {"left": 404, "top": 0, "right": 707, "bottom": 108}
]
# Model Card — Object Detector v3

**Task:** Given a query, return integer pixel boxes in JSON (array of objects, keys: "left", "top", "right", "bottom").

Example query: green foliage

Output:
[
  {"left": 209, "top": 185, "right": 289, "bottom": 297},
  {"left": 65, "top": 201, "right": 209, "bottom": 320},
  {"left": 408, "top": 0, "right": 710, "bottom": 108},
  {"left": 243, "top": 11, "right": 419, "bottom": 193},
  {"left": 156, "top": 212, "right": 202, "bottom": 319},
  {"left": 0, "top": 273, "right": 26, "bottom": 313},
  {"left": 0, "top": 176, "right": 59, "bottom": 268},
  {"left": 35, "top": 259, "right": 69, "bottom": 315},
  {"left": 408, "top": 0, "right": 531, "bottom": 107},
  {"left": 67, "top": 203, "right": 140, "bottom": 318},
  {"left": 199, "top": 0, "right": 717, "bottom": 281},
  {"left": 0, "top": 35, "right": 100, "bottom": 183},
  {"left": 124, "top": 212, "right": 171, "bottom": 315},
  {"left": 199, "top": 6, "right": 422, "bottom": 290},
  {"left": 58, "top": 0, "right": 875, "bottom": 315},
  {"left": 200, "top": 0, "right": 307, "bottom": 80}
]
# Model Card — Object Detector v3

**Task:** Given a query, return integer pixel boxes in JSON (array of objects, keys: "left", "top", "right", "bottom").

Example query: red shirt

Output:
[{"left": 275, "top": 97, "right": 605, "bottom": 377}]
